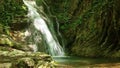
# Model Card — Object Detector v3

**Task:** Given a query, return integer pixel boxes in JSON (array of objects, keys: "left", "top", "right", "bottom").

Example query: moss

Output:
[
  {"left": 0, "top": 0, "right": 27, "bottom": 35},
  {"left": 0, "top": 47, "right": 55, "bottom": 68}
]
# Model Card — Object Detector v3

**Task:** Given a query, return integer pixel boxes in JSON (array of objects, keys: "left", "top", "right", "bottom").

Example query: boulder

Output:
[{"left": 0, "top": 46, "right": 55, "bottom": 68}]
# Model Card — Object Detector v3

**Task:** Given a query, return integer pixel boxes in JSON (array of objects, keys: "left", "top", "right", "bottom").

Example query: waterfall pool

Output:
[{"left": 53, "top": 56, "right": 120, "bottom": 67}]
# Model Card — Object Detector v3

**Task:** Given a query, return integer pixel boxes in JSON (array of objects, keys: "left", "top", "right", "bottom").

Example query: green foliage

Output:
[
  {"left": 45, "top": 0, "right": 70, "bottom": 30},
  {"left": 58, "top": 12, "right": 70, "bottom": 30},
  {"left": 69, "top": 0, "right": 106, "bottom": 28},
  {"left": 0, "top": 0, "right": 27, "bottom": 34},
  {"left": 36, "top": 0, "right": 43, "bottom": 6},
  {"left": 50, "top": 0, "right": 114, "bottom": 31}
]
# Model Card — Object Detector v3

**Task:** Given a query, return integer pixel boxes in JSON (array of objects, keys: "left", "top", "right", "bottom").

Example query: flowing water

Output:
[
  {"left": 23, "top": 0, "right": 64, "bottom": 56},
  {"left": 22, "top": 0, "right": 120, "bottom": 67},
  {"left": 53, "top": 56, "right": 120, "bottom": 67}
]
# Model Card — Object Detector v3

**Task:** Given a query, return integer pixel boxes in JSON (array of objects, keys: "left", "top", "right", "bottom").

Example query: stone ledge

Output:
[{"left": 0, "top": 46, "right": 55, "bottom": 68}]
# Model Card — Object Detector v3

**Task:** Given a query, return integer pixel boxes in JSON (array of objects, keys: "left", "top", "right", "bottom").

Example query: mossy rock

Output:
[{"left": 0, "top": 46, "right": 55, "bottom": 68}]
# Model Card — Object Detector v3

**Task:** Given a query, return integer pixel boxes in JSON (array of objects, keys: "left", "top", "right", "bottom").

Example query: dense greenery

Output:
[
  {"left": 0, "top": 0, "right": 29, "bottom": 49},
  {"left": 0, "top": 0, "right": 27, "bottom": 34}
]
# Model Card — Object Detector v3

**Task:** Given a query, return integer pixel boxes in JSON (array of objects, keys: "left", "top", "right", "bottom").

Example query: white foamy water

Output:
[{"left": 23, "top": 0, "right": 64, "bottom": 56}]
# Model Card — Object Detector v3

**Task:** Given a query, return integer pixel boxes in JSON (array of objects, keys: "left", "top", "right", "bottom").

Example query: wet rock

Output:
[{"left": 0, "top": 46, "right": 55, "bottom": 68}]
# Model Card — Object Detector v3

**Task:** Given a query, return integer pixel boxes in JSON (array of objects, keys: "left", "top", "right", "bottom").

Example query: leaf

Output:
[{"left": 22, "top": 5, "right": 27, "bottom": 10}]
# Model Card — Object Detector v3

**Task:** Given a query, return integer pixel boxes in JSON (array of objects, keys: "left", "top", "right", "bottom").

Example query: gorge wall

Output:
[{"left": 46, "top": 0, "right": 120, "bottom": 57}]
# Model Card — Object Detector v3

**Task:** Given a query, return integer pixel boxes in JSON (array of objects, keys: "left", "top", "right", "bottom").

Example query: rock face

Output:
[
  {"left": 0, "top": 46, "right": 55, "bottom": 68},
  {"left": 46, "top": 0, "right": 120, "bottom": 57}
]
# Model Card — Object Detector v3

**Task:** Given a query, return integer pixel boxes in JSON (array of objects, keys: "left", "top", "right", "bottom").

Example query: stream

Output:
[
  {"left": 53, "top": 56, "right": 120, "bottom": 67},
  {"left": 23, "top": 0, "right": 120, "bottom": 67}
]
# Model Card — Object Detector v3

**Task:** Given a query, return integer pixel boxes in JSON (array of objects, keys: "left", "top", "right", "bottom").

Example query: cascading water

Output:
[{"left": 23, "top": 0, "right": 64, "bottom": 56}]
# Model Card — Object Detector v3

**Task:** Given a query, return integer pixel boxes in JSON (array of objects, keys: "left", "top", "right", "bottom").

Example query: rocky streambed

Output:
[{"left": 0, "top": 46, "right": 55, "bottom": 68}]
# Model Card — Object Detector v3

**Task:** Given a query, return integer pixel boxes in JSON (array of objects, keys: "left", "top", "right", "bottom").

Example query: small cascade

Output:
[{"left": 23, "top": 0, "right": 64, "bottom": 56}]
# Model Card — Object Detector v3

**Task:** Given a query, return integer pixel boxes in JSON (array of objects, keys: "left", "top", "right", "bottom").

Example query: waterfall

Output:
[{"left": 23, "top": 0, "right": 65, "bottom": 56}]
